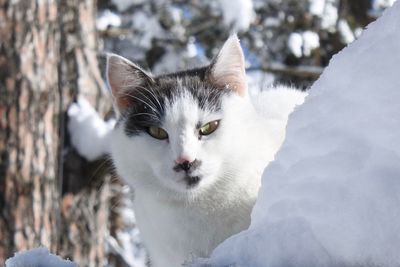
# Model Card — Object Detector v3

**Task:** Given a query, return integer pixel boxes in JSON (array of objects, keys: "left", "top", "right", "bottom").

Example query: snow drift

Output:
[
  {"left": 5, "top": 247, "right": 76, "bottom": 267},
  {"left": 192, "top": 2, "right": 400, "bottom": 267}
]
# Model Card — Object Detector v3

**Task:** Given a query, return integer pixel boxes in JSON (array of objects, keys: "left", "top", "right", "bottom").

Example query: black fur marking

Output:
[
  {"left": 173, "top": 159, "right": 202, "bottom": 173},
  {"left": 123, "top": 66, "right": 231, "bottom": 137},
  {"left": 184, "top": 175, "right": 201, "bottom": 187}
]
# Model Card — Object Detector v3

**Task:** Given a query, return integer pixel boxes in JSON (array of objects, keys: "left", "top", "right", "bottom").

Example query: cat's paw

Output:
[{"left": 67, "top": 97, "right": 115, "bottom": 161}]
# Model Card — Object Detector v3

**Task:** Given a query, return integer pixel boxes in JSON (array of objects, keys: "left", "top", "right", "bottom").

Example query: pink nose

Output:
[{"left": 175, "top": 155, "right": 194, "bottom": 164}]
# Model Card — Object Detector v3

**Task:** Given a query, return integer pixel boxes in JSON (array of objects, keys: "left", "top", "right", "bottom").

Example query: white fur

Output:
[
  {"left": 67, "top": 35, "right": 307, "bottom": 267},
  {"left": 110, "top": 86, "right": 306, "bottom": 267},
  {"left": 67, "top": 86, "right": 307, "bottom": 266}
]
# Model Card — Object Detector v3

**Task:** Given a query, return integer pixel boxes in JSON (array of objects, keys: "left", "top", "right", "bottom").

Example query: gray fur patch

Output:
[{"left": 122, "top": 66, "right": 231, "bottom": 137}]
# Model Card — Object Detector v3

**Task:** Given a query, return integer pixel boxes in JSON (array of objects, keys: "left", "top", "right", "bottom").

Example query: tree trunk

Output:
[
  {"left": 0, "top": 0, "right": 62, "bottom": 260},
  {"left": 0, "top": 0, "right": 116, "bottom": 265}
]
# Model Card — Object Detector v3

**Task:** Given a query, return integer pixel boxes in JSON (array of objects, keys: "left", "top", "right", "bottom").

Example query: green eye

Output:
[
  {"left": 199, "top": 120, "right": 220, "bottom": 136},
  {"left": 148, "top": 126, "right": 168, "bottom": 140}
]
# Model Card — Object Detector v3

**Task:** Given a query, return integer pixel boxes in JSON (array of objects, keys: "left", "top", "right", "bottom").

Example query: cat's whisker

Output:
[
  {"left": 134, "top": 88, "right": 162, "bottom": 116},
  {"left": 136, "top": 85, "right": 163, "bottom": 112},
  {"left": 120, "top": 92, "right": 160, "bottom": 115},
  {"left": 129, "top": 112, "right": 159, "bottom": 120}
]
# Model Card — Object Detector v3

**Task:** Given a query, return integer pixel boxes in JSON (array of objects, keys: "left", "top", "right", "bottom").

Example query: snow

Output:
[
  {"left": 302, "top": 31, "right": 319, "bottom": 56},
  {"left": 152, "top": 41, "right": 208, "bottom": 75},
  {"left": 191, "top": 2, "right": 400, "bottom": 267},
  {"left": 130, "top": 11, "right": 164, "bottom": 50},
  {"left": 287, "top": 32, "right": 303, "bottom": 58},
  {"left": 337, "top": 19, "right": 355, "bottom": 44},
  {"left": 370, "top": 0, "right": 397, "bottom": 17},
  {"left": 309, "top": 0, "right": 325, "bottom": 16},
  {"left": 96, "top": 10, "right": 122, "bottom": 31},
  {"left": 5, "top": 247, "right": 76, "bottom": 267},
  {"left": 108, "top": 186, "right": 148, "bottom": 267},
  {"left": 111, "top": 0, "right": 145, "bottom": 12},
  {"left": 309, "top": 0, "right": 338, "bottom": 30},
  {"left": 287, "top": 31, "right": 319, "bottom": 58},
  {"left": 68, "top": 97, "right": 115, "bottom": 161},
  {"left": 372, "top": 0, "right": 397, "bottom": 10},
  {"left": 218, "top": 0, "right": 254, "bottom": 32}
]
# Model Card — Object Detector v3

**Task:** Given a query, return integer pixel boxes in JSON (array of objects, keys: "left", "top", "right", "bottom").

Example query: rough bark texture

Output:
[
  {"left": 0, "top": 0, "right": 61, "bottom": 260},
  {"left": 0, "top": 0, "right": 118, "bottom": 265}
]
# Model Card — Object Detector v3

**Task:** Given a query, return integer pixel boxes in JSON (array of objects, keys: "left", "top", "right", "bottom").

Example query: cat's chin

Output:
[
  {"left": 169, "top": 186, "right": 207, "bottom": 201},
  {"left": 160, "top": 175, "right": 212, "bottom": 199},
  {"left": 173, "top": 177, "right": 203, "bottom": 193}
]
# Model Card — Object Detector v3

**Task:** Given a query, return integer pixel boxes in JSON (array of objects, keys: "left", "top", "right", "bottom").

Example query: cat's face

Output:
[{"left": 108, "top": 36, "right": 249, "bottom": 195}]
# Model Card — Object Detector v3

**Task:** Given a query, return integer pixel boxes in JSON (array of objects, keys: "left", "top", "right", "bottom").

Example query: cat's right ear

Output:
[
  {"left": 208, "top": 35, "right": 247, "bottom": 97},
  {"left": 106, "top": 54, "right": 153, "bottom": 114}
]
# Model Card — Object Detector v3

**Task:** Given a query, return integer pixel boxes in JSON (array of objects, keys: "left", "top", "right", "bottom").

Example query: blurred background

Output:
[{"left": 0, "top": 0, "right": 395, "bottom": 266}]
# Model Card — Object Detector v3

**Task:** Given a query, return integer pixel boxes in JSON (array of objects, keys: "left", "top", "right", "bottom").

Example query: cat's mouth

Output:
[{"left": 183, "top": 175, "right": 201, "bottom": 188}]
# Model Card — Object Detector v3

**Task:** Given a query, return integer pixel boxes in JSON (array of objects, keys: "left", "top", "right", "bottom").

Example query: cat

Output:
[{"left": 68, "top": 35, "right": 306, "bottom": 267}]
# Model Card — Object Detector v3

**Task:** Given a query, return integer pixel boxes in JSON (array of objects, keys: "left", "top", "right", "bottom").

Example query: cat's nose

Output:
[
  {"left": 175, "top": 156, "right": 194, "bottom": 165},
  {"left": 179, "top": 161, "right": 192, "bottom": 172},
  {"left": 175, "top": 156, "right": 194, "bottom": 172},
  {"left": 173, "top": 158, "right": 201, "bottom": 172}
]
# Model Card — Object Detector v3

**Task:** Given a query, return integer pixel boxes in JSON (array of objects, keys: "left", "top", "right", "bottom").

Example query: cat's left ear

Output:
[{"left": 208, "top": 35, "right": 247, "bottom": 97}]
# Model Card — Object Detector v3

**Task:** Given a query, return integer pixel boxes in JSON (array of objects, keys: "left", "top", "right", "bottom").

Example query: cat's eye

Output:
[
  {"left": 148, "top": 126, "right": 168, "bottom": 140},
  {"left": 199, "top": 120, "right": 220, "bottom": 136}
]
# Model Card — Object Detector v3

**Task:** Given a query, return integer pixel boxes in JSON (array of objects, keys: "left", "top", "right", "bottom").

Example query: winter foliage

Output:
[{"left": 98, "top": 0, "right": 395, "bottom": 88}]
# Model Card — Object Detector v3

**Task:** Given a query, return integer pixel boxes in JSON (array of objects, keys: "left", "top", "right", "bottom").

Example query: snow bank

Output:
[
  {"left": 192, "top": 2, "right": 400, "bottom": 267},
  {"left": 5, "top": 247, "right": 76, "bottom": 267}
]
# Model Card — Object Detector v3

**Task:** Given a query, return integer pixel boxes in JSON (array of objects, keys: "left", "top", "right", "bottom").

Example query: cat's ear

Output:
[
  {"left": 106, "top": 54, "right": 154, "bottom": 113},
  {"left": 208, "top": 35, "right": 247, "bottom": 97}
]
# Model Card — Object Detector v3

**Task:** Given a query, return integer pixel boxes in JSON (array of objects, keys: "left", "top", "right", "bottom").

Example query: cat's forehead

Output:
[
  {"left": 154, "top": 73, "right": 230, "bottom": 112},
  {"left": 161, "top": 78, "right": 223, "bottom": 125},
  {"left": 163, "top": 92, "right": 201, "bottom": 127}
]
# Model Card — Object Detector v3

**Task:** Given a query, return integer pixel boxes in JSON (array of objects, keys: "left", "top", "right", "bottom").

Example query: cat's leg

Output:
[{"left": 67, "top": 97, "right": 115, "bottom": 160}]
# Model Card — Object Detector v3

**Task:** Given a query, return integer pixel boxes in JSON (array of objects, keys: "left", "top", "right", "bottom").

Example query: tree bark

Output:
[
  {"left": 0, "top": 0, "right": 62, "bottom": 260},
  {"left": 0, "top": 0, "right": 116, "bottom": 265}
]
